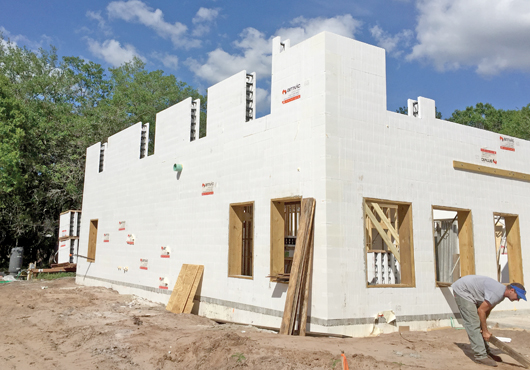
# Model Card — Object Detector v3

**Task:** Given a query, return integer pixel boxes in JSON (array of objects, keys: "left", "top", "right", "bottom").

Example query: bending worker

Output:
[{"left": 452, "top": 274, "right": 526, "bottom": 367}]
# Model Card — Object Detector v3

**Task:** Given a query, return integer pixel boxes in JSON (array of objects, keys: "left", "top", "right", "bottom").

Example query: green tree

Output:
[
  {"left": 396, "top": 105, "right": 442, "bottom": 119},
  {"left": 102, "top": 58, "right": 207, "bottom": 152},
  {"left": 0, "top": 38, "right": 206, "bottom": 267}
]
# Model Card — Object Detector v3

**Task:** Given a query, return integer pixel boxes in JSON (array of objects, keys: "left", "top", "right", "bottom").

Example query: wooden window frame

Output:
[
  {"left": 364, "top": 198, "right": 415, "bottom": 288},
  {"left": 270, "top": 197, "right": 302, "bottom": 282},
  {"left": 431, "top": 206, "right": 475, "bottom": 287},
  {"left": 87, "top": 219, "right": 98, "bottom": 262},
  {"left": 493, "top": 212, "right": 524, "bottom": 285},
  {"left": 228, "top": 202, "right": 254, "bottom": 279}
]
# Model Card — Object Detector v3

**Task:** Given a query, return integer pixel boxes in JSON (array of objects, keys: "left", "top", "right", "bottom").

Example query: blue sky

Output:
[{"left": 1, "top": 0, "right": 530, "bottom": 118}]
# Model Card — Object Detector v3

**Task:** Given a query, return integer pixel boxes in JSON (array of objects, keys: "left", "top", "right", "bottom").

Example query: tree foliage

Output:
[
  {"left": 395, "top": 105, "right": 443, "bottom": 119},
  {"left": 448, "top": 103, "right": 530, "bottom": 140},
  {"left": 0, "top": 39, "right": 206, "bottom": 267}
]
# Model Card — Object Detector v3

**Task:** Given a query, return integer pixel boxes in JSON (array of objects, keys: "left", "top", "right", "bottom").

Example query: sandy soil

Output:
[{"left": 1, "top": 278, "right": 529, "bottom": 370}]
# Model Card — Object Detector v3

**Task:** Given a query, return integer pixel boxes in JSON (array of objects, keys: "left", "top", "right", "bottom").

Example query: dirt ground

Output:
[{"left": 1, "top": 278, "right": 530, "bottom": 370}]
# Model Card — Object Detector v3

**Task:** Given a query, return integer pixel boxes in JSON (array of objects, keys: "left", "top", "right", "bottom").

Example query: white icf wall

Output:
[
  {"left": 76, "top": 31, "right": 530, "bottom": 336},
  {"left": 77, "top": 33, "right": 328, "bottom": 329},
  {"left": 321, "top": 32, "right": 530, "bottom": 335}
]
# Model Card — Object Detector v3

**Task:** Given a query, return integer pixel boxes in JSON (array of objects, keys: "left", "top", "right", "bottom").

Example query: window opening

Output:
[
  {"left": 364, "top": 199, "right": 415, "bottom": 287},
  {"left": 270, "top": 199, "right": 302, "bottom": 282},
  {"left": 228, "top": 203, "right": 254, "bottom": 277},
  {"left": 432, "top": 208, "right": 475, "bottom": 286},
  {"left": 494, "top": 214, "right": 523, "bottom": 284},
  {"left": 87, "top": 219, "right": 98, "bottom": 262},
  {"left": 412, "top": 101, "right": 419, "bottom": 117}
]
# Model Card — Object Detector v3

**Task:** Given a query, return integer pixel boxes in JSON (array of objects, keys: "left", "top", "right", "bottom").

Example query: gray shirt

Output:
[{"left": 452, "top": 275, "right": 506, "bottom": 307}]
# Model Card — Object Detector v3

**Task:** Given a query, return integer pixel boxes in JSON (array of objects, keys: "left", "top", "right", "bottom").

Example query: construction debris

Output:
[{"left": 27, "top": 262, "right": 77, "bottom": 280}]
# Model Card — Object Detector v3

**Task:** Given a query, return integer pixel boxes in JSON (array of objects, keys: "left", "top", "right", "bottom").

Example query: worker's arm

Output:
[{"left": 477, "top": 300, "right": 494, "bottom": 341}]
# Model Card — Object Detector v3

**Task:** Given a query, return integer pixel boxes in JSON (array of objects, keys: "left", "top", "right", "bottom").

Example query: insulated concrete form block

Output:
[
  {"left": 106, "top": 121, "right": 147, "bottom": 171},
  {"left": 206, "top": 70, "right": 248, "bottom": 138},
  {"left": 154, "top": 97, "right": 195, "bottom": 156}
]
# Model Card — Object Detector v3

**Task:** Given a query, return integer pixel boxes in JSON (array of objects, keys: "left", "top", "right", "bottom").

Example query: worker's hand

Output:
[{"left": 482, "top": 330, "right": 492, "bottom": 342}]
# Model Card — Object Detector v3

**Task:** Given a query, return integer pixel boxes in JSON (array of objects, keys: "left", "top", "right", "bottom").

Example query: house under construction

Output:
[{"left": 76, "top": 31, "right": 530, "bottom": 336}]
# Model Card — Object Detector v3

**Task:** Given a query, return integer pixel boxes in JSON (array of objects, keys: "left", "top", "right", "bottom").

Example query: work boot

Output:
[
  {"left": 488, "top": 353, "right": 502, "bottom": 362},
  {"left": 475, "top": 357, "right": 498, "bottom": 367}
]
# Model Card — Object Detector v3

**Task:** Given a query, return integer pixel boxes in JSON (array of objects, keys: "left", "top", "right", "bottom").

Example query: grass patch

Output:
[{"left": 36, "top": 272, "right": 76, "bottom": 280}]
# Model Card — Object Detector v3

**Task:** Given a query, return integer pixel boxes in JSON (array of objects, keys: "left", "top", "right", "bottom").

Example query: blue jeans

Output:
[{"left": 454, "top": 293, "right": 490, "bottom": 359}]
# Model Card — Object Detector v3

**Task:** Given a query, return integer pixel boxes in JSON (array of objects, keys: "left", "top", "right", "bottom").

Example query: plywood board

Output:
[
  {"left": 166, "top": 264, "right": 203, "bottom": 314},
  {"left": 183, "top": 265, "right": 204, "bottom": 313}
]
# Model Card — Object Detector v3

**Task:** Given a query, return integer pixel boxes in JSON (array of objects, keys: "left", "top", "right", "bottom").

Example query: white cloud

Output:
[
  {"left": 107, "top": 0, "right": 200, "bottom": 49},
  {"left": 186, "top": 27, "right": 271, "bottom": 84},
  {"left": 408, "top": 0, "right": 530, "bottom": 75},
  {"left": 191, "top": 8, "right": 219, "bottom": 37},
  {"left": 193, "top": 8, "right": 219, "bottom": 24},
  {"left": 86, "top": 10, "right": 112, "bottom": 35},
  {"left": 370, "top": 25, "right": 413, "bottom": 57},
  {"left": 276, "top": 15, "right": 361, "bottom": 45},
  {"left": 187, "top": 15, "right": 361, "bottom": 85},
  {"left": 86, "top": 38, "right": 144, "bottom": 66},
  {"left": 152, "top": 52, "right": 179, "bottom": 70}
]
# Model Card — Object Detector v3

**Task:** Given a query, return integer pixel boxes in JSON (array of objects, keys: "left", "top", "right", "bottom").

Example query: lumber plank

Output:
[
  {"left": 166, "top": 264, "right": 188, "bottom": 313},
  {"left": 364, "top": 202, "right": 401, "bottom": 263},
  {"left": 369, "top": 202, "right": 400, "bottom": 243},
  {"left": 453, "top": 160, "right": 530, "bottom": 182},
  {"left": 183, "top": 265, "right": 204, "bottom": 314},
  {"left": 280, "top": 198, "right": 315, "bottom": 335},
  {"left": 490, "top": 335, "right": 530, "bottom": 368},
  {"left": 298, "top": 226, "right": 314, "bottom": 336}
]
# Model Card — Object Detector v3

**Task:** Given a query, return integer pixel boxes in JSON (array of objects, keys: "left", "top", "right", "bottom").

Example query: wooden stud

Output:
[
  {"left": 505, "top": 215, "right": 524, "bottom": 285},
  {"left": 369, "top": 202, "right": 400, "bottom": 244},
  {"left": 453, "top": 160, "right": 530, "bottom": 182},
  {"left": 364, "top": 202, "right": 400, "bottom": 263}
]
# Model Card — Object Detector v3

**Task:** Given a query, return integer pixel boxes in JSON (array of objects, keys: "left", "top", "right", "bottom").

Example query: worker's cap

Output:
[{"left": 510, "top": 283, "right": 527, "bottom": 301}]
